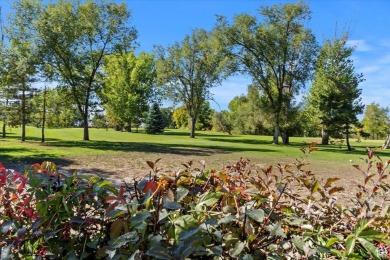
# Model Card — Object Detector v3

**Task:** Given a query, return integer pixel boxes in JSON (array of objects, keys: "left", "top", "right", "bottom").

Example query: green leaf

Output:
[
  {"left": 131, "top": 211, "right": 151, "bottom": 226},
  {"left": 266, "top": 222, "right": 286, "bottom": 238},
  {"left": 291, "top": 235, "right": 305, "bottom": 252},
  {"left": 359, "top": 229, "right": 386, "bottom": 240},
  {"left": 218, "top": 215, "right": 236, "bottom": 225},
  {"left": 326, "top": 237, "right": 340, "bottom": 247},
  {"left": 178, "top": 227, "right": 200, "bottom": 241},
  {"left": 229, "top": 241, "right": 245, "bottom": 257},
  {"left": 345, "top": 235, "right": 356, "bottom": 256},
  {"left": 163, "top": 198, "right": 183, "bottom": 210},
  {"left": 310, "top": 180, "right": 321, "bottom": 193},
  {"left": 1, "top": 245, "right": 11, "bottom": 260},
  {"left": 197, "top": 191, "right": 222, "bottom": 209},
  {"left": 357, "top": 238, "right": 381, "bottom": 260},
  {"left": 1, "top": 221, "right": 13, "bottom": 234},
  {"left": 246, "top": 209, "right": 265, "bottom": 223},
  {"left": 175, "top": 186, "right": 189, "bottom": 202},
  {"left": 174, "top": 215, "right": 197, "bottom": 229},
  {"left": 110, "top": 231, "right": 138, "bottom": 249},
  {"left": 146, "top": 245, "right": 172, "bottom": 260},
  {"left": 241, "top": 254, "right": 254, "bottom": 260}
]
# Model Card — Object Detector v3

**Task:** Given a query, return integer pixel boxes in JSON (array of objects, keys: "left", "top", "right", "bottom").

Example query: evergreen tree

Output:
[
  {"left": 145, "top": 103, "right": 165, "bottom": 134},
  {"left": 309, "top": 34, "right": 364, "bottom": 150}
]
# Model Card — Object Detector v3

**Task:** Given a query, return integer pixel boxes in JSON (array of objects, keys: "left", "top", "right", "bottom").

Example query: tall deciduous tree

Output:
[
  {"left": 362, "top": 102, "right": 389, "bottom": 140},
  {"left": 215, "top": 2, "right": 317, "bottom": 144},
  {"left": 309, "top": 34, "right": 364, "bottom": 151},
  {"left": 156, "top": 28, "right": 228, "bottom": 138},
  {"left": 6, "top": 0, "right": 42, "bottom": 141},
  {"left": 36, "top": 0, "right": 137, "bottom": 140},
  {"left": 102, "top": 51, "right": 156, "bottom": 132}
]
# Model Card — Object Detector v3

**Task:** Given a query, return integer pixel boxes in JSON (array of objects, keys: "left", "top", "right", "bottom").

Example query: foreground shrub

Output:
[{"left": 0, "top": 143, "right": 389, "bottom": 259}]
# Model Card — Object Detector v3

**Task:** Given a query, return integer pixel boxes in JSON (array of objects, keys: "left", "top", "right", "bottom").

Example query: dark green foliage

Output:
[
  {"left": 160, "top": 107, "right": 175, "bottom": 129},
  {"left": 1, "top": 144, "right": 389, "bottom": 258},
  {"left": 215, "top": 2, "right": 318, "bottom": 144},
  {"left": 212, "top": 110, "right": 232, "bottom": 134},
  {"left": 309, "top": 34, "right": 364, "bottom": 150},
  {"left": 145, "top": 103, "right": 165, "bottom": 134}
]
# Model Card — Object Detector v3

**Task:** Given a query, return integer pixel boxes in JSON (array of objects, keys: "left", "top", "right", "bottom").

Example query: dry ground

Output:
[{"left": 57, "top": 149, "right": 366, "bottom": 204}]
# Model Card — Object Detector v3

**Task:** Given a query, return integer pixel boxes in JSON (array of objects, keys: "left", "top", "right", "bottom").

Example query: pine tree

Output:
[{"left": 145, "top": 103, "right": 165, "bottom": 134}]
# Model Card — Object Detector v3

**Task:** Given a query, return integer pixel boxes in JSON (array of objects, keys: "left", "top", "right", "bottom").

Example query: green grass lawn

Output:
[{"left": 1, "top": 126, "right": 389, "bottom": 186}]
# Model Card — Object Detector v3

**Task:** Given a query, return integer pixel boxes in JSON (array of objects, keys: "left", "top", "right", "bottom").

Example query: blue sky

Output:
[
  {"left": 125, "top": 0, "right": 390, "bottom": 111},
  {"left": 2, "top": 0, "right": 390, "bottom": 112}
]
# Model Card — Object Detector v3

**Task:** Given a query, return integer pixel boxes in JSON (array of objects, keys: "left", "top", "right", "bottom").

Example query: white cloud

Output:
[{"left": 347, "top": 39, "right": 374, "bottom": 52}]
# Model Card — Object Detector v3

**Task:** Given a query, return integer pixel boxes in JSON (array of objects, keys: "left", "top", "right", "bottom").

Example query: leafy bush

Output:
[{"left": 0, "top": 143, "right": 389, "bottom": 259}]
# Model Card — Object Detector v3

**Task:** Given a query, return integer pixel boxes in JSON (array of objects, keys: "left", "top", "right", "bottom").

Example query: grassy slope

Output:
[{"left": 0, "top": 126, "right": 388, "bottom": 168}]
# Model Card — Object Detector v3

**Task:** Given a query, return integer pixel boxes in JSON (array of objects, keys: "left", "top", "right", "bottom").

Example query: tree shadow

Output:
[
  {"left": 0, "top": 148, "right": 75, "bottom": 172},
  {"left": 40, "top": 139, "right": 276, "bottom": 155}
]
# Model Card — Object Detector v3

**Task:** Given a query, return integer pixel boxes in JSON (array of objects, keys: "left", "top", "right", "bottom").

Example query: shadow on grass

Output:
[
  {"left": 313, "top": 144, "right": 390, "bottom": 158},
  {"left": 41, "top": 139, "right": 276, "bottom": 155},
  {"left": 0, "top": 147, "right": 74, "bottom": 171}
]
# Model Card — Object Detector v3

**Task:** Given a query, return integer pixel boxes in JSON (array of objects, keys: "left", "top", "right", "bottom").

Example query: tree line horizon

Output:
[{"left": 0, "top": 0, "right": 388, "bottom": 150}]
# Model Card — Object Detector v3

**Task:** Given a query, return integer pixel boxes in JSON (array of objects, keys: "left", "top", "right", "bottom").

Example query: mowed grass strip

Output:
[{"left": 0, "top": 127, "right": 389, "bottom": 187}]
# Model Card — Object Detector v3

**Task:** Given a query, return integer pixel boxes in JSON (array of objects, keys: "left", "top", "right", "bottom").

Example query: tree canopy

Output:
[
  {"left": 308, "top": 34, "right": 364, "bottom": 150},
  {"left": 36, "top": 0, "right": 137, "bottom": 140},
  {"left": 215, "top": 1, "right": 318, "bottom": 144},
  {"left": 156, "top": 28, "right": 229, "bottom": 138}
]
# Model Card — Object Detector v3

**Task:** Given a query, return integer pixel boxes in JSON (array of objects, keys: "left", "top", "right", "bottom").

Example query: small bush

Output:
[{"left": 0, "top": 143, "right": 389, "bottom": 259}]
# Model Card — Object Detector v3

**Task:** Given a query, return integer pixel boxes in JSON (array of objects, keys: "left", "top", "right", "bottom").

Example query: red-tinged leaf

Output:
[
  {"left": 23, "top": 197, "right": 31, "bottom": 206},
  {"left": 142, "top": 181, "right": 158, "bottom": 193},
  {"left": 367, "top": 148, "right": 374, "bottom": 159},
  {"left": 11, "top": 193, "right": 18, "bottom": 201},
  {"left": 329, "top": 187, "right": 345, "bottom": 195},
  {"left": 33, "top": 163, "right": 41, "bottom": 169},
  {"left": 373, "top": 185, "right": 380, "bottom": 193},
  {"left": 356, "top": 192, "right": 362, "bottom": 199},
  {"left": 309, "top": 142, "right": 318, "bottom": 148},
  {"left": 364, "top": 174, "right": 375, "bottom": 185},
  {"left": 24, "top": 208, "right": 35, "bottom": 218},
  {"left": 110, "top": 219, "right": 123, "bottom": 238},
  {"left": 146, "top": 161, "right": 155, "bottom": 170},
  {"left": 154, "top": 158, "right": 161, "bottom": 164},
  {"left": 105, "top": 201, "right": 118, "bottom": 215},
  {"left": 325, "top": 178, "right": 340, "bottom": 188},
  {"left": 0, "top": 173, "right": 6, "bottom": 185},
  {"left": 17, "top": 182, "right": 25, "bottom": 193},
  {"left": 118, "top": 186, "right": 124, "bottom": 197},
  {"left": 104, "top": 196, "right": 118, "bottom": 203},
  {"left": 181, "top": 163, "right": 189, "bottom": 168}
]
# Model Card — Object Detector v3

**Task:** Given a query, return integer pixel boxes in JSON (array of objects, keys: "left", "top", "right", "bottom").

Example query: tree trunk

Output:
[
  {"left": 21, "top": 84, "right": 26, "bottom": 142},
  {"left": 281, "top": 130, "right": 289, "bottom": 145},
  {"left": 345, "top": 125, "right": 351, "bottom": 151},
  {"left": 83, "top": 112, "right": 89, "bottom": 141},
  {"left": 41, "top": 87, "right": 46, "bottom": 143},
  {"left": 382, "top": 133, "right": 390, "bottom": 149},
  {"left": 190, "top": 116, "right": 196, "bottom": 138},
  {"left": 321, "top": 129, "right": 329, "bottom": 145},
  {"left": 273, "top": 125, "right": 280, "bottom": 144},
  {"left": 2, "top": 123, "right": 5, "bottom": 138}
]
